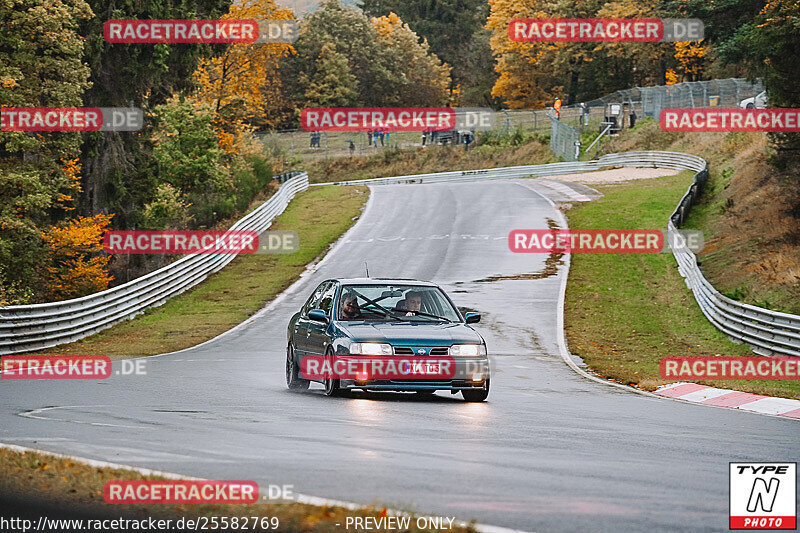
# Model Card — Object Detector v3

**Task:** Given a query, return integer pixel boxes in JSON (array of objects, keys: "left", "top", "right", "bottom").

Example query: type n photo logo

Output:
[{"left": 730, "top": 463, "right": 796, "bottom": 529}]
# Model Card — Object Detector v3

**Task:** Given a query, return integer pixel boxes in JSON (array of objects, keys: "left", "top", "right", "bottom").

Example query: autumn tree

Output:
[
  {"left": 370, "top": 13, "right": 451, "bottom": 106},
  {"left": 40, "top": 214, "right": 114, "bottom": 301},
  {"left": 485, "top": 0, "right": 562, "bottom": 108},
  {"left": 285, "top": 0, "right": 450, "bottom": 110},
  {"left": 194, "top": 0, "right": 296, "bottom": 137},
  {"left": 359, "top": 0, "right": 496, "bottom": 105}
]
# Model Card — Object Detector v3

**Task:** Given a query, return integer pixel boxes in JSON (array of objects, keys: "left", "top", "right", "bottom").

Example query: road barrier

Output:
[
  {"left": 668, "top": 174, "right": 800, "bottom": 358},
  {"left": 0, "top": 173, "right": 309, "bottom": 354},
  {"left": 324, "top": 151, "right": 800, "bottom": 357}
]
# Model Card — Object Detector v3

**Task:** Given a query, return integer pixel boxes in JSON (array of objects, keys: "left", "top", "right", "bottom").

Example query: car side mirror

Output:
[
  {"left": 308, "top": 309, "right": 329, "bottom": 323},
  {"left": 464, "top": 312, "right": 481, "bottom": 324}
]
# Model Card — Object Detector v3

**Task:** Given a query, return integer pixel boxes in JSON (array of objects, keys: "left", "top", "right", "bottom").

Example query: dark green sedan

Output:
[{"left": 286, "top": 278, "right": 490, "bottom": 402}]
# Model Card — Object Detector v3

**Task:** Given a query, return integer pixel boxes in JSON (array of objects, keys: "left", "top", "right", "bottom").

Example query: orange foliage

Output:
[
  {"left": 194, "top": 0, "right": 295, "bottom": 153},
  {"left": 41, "top": 214, "right": 115, "bottom": 300},
  {"left": 673, "top": 41, "right": 708, "bottom": 82},
  {"left": 55, "top": 157, "right": 83, "bottom": 211}
]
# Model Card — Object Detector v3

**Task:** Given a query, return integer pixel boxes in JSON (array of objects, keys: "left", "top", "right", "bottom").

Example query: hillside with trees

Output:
[{"left": 1, "top": 0, "right": 797, "bottom": 305}]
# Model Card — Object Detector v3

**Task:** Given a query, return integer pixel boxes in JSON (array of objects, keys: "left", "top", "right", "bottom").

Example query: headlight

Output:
[
  {"left": 350, "top": 342, "right": 392, "bottom": 355},
  {"left": 449, "top": 344, "right": 486, "bottom": 356}
]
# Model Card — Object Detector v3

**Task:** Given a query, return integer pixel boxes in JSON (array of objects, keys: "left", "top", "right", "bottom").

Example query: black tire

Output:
[
  {"left": 323, "top": 349, "right": 343, "bottom": 397},
  {"left": 462, "top": 379, "right": 490, "bottom": 402},
  {"left": 286, "top": 344, "right": 309, "bottom": 390},
  {"left": 746, "top": 103, "right": 755, "bottom": 109}
]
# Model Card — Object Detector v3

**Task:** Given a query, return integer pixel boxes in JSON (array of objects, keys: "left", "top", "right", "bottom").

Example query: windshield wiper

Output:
[
  {"left": 405, "top": 311, "right": 452, "bottom": 322},
  {"left": 361, "top": 303, "right": 402, "bottom": 320}
]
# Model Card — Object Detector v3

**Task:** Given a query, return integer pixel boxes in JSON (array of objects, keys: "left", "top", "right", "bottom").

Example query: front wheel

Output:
[
  {"left": 323, "top": 349, "right": 343, "bottom": 397},
  {"left": 462, "top": 379, "right": 490, "bottom": 402},
  {"left": 286, "top": 344, "right": 309, "bottom": 390}
]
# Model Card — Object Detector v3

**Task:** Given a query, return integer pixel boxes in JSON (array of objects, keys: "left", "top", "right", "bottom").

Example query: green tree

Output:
[
  {"left": 680, "top": 0, "right": 800, "bottom": 169},
  {"left": 371, "top": 12, "right": 451, "bottom": 106},
  {"left": 298, "top": 43, "right": 359, "bottom": 107},
  {"left": 77, "top": 0, "right": 231, "bottom": 226},
  {"left": 151, "top": 98, "right": 232, "bottom": 227},
  {"left": 0, "top": 0, "right": 93, "bottom": 303},
  {"left": 285, "top": 0, "right": 398, "bottom": 107}
]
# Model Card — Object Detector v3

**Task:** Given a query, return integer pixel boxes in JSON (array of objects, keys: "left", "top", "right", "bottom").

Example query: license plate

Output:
[{"left": 414, "top": 362, "right": 440, "bottom": 375}]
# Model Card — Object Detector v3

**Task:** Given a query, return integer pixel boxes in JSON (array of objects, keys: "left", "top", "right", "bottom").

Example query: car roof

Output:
[{"left": 334, "top": 278, "right": 439, "bottom": 287}]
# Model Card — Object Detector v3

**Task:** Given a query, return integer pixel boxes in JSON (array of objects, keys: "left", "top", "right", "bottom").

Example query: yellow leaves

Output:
[
  {"left": 41, "top": 214, "right": 115, "bottom": 300},
  {"left": 42, "top": 214, "right": 114, "bottom": 256},
  {"left": 672, "top": 41, "right": 709, "bottom": 81},
  {"left": 193, "top": 2, "right": 295, "bottom": 142},
  {"left": 665, "top": 69, "right": 678, "bottom": 85},
  {"left": 371, "top": 12, "right": 403, "bottom": 39}
]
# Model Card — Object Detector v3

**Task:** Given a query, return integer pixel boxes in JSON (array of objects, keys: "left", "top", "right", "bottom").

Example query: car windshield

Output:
[{"left": 337, "top": 284, "right": 461, "bottom": 322}]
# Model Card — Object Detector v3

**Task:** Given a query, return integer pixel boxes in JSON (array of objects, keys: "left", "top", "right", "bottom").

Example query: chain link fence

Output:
[
  {"left": 256, "top": 78, "right": 764, "bottom": 162},
  {"left": 549, "top": 111, "right": 581, "bottom": 162}
]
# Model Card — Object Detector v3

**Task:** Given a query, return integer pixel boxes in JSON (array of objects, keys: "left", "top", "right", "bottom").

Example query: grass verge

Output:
[
  {"left": 599, "top": 120, "right": 800, "bottom": 315},
  {"left": 40, "top": 185, "right": 368, "bottom": 358},
  {"left": 564, "top": 171, "right": 800, "bottom": 400},
  {"left": 0, "top": 447, "right": 475, "bottom": 532}
]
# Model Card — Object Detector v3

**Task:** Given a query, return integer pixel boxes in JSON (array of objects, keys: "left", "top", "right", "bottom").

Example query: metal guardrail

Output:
[
  {"left": 0, "top": 173, "right": 309, "bottom": 354},
  {"left": 324, "top": 151, "right": 800, "bottom": 357},
  {"left": 318, "top": 151, "right": 704, "bottom": 187},
  {"left": 668, "top": 176, "right": 800, "bottom": 358}
]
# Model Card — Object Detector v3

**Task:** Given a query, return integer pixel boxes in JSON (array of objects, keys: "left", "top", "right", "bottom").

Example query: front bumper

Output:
[
  {"left": 339, "top": 379, "right": 488, "bottom": 391},
  {"left": 338, "top": 356, "right": 490, "bottom": 392}
]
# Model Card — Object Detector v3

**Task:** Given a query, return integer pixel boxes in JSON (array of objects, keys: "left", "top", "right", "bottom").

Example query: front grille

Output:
[{"left": 392, "top": 346, "right": 450, "bottom": 355}]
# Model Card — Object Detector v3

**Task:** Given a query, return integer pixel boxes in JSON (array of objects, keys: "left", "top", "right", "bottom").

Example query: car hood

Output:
[{"left": 339, "top": 322, "right": 482, "bottom": 347}]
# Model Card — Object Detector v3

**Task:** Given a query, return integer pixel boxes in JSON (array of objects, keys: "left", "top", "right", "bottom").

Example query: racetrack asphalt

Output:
[{"left": 1, "top": 180, "right": 797, "bottom": 532}]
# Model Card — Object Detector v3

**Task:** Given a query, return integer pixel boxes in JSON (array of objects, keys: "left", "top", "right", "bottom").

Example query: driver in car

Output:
[
  {"left": 340, "top": 293, "right": 362, "bottom": 320},
  {"left": 403, "top": 291, "right": 423, "bottom": 316}
]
